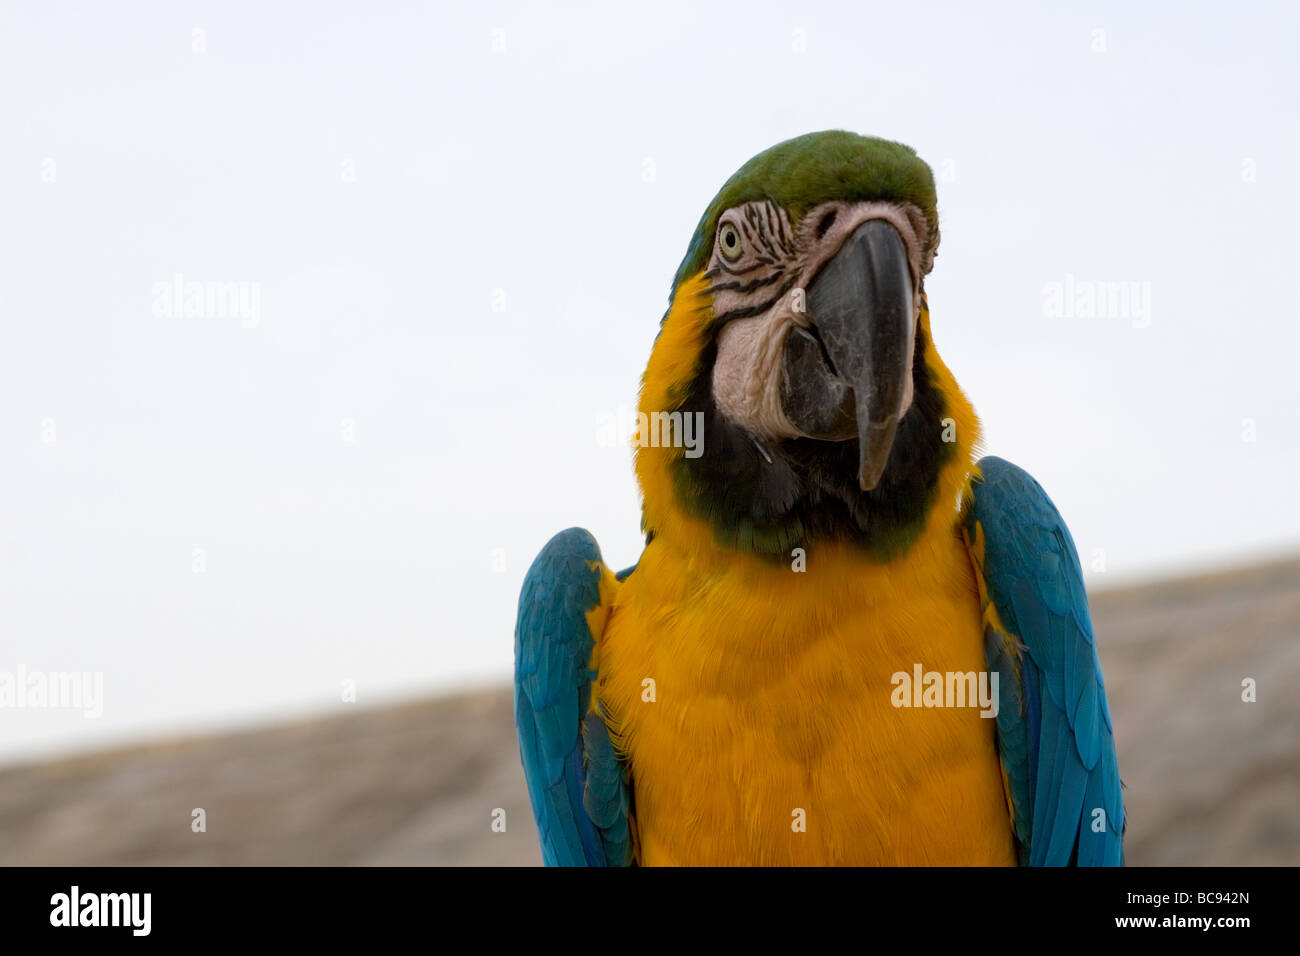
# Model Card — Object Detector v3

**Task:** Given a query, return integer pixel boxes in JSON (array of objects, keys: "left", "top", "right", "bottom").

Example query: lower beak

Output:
[{"left": 780, "top": 219, "right": 916, "bottom": 491}]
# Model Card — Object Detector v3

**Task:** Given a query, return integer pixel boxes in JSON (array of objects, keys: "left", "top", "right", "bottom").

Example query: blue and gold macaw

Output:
[{"left": 515, "top": 131, "right": 1124, "bottom": 866}]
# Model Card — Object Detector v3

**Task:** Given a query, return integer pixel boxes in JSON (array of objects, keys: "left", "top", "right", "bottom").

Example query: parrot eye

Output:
[{"left": 718, "top": 222, "right": 743, "bottom": 261}]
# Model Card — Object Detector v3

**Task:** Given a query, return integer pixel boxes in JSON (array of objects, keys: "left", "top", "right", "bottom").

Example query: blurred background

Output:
[{"left": 1, "top": 1, "right": 1297, "bottom": 865}]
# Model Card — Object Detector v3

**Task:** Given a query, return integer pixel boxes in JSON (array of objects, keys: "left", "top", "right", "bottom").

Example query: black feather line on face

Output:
[
  {"left": 707, "top": 274, "right": 801, "bottom": 330},
  {"left": 708, "top": 272, "right": 787, "bottom": 295},
  {"left": 667, "top": 324, "right": 952, "bottom": 561}
]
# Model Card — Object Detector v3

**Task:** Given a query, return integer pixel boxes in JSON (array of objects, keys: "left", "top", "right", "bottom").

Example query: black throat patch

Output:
[{"left": 665, "top": 325, "right": 953, "bottom": 562}]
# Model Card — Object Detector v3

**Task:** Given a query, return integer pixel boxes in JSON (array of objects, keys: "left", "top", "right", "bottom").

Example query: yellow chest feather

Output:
[{"left": 597, "top": 526, "right": 1016, "bottom": 866}]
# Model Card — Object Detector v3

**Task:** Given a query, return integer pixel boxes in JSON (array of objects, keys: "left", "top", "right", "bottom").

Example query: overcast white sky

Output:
[{"left": 2, "top": 1, "right": 1297, "bottom": 762}]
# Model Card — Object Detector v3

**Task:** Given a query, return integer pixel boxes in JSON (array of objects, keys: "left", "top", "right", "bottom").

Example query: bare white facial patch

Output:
[
  {"left": 711, "top": 295, "right": 803, "bottom": 440},
  {"left": 708, "top": 200, "right": 928, "bottom": 440}
]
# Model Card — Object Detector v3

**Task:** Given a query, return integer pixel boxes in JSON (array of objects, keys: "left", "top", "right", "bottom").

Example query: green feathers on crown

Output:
[{"left": 672, "top": 130, "right": 939, "bottom": 295}]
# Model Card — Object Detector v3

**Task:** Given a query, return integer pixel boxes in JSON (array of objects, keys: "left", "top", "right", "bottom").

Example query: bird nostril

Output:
[{"left": 815, "top": 210, "right": 837, "bottom": 240}]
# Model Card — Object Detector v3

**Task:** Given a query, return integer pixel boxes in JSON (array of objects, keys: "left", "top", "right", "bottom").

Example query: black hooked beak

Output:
[{"left": 780, "top": 219, "right": 916, "bottom": 491}]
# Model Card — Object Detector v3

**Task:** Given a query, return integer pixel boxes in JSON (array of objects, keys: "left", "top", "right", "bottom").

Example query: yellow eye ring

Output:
[{"left": 718, "top": 222, "right": 743, "bottom": 261}]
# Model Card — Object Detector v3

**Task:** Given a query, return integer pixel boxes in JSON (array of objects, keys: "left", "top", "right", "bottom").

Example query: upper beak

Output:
[{"left": 780, "top": 219, "right": 916, "bottom": 491}]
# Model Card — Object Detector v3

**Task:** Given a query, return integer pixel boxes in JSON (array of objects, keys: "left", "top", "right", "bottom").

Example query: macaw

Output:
[{"left": 514, "top": 130, "right": 1124, "bottom": 866}]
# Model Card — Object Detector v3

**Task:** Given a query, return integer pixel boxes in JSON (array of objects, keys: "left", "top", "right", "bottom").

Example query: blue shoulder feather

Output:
[
  {"left": 966, "top": 457, "right": 1125, "bottom": 866},
  {"left": 514, "top": 528, "right": 633, "bottom": 866}
]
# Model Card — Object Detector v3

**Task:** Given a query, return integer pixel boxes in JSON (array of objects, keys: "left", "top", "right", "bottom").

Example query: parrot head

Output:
[{"left": 636, "top": 130, "right": 980, "bottom": 561}]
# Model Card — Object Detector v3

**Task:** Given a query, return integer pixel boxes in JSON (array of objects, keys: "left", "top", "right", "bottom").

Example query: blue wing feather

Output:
[
  {"left": 514, "top": 527, "right": 633, "bottom": 866},
  {"left": 966, "top": 457, "right": 1125, "bottom": 866}
]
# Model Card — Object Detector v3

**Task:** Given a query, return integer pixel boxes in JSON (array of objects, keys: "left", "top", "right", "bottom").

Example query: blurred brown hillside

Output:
[{"left": 2, "top": 555, "right": 1297, "bottom": 866}]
